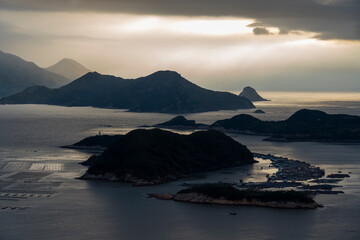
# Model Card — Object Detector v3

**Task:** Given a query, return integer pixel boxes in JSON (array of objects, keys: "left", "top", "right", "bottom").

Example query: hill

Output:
[
  {"left": 46, "top": 58, "right": 90, "bottom": 80},
  {"left": 0, "top": 70, "right": 255, "bottom": 113},
  {"left": 0, "top": 50, "right": 71, "bottom": 97},
  {"left": 239, "top": 86, "right": 268, "bottom": 101},
  {"left": 81, "top": 128, "right": 255, "bottom": 185},
  {"left": 211, "top": 109, "right": 360, "bottom": 142}
]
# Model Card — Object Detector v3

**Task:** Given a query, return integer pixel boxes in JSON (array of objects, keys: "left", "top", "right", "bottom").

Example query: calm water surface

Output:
[{"left": 0, "top": 92, "right": 359, "bottom": 240}]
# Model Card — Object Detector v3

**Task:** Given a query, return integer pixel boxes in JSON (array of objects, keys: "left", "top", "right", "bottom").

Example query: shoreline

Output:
[
  {"left": 78, "top": 161, "right": 256, "bottom": 186},
  {"left": 61, "top": 145, "right": 107, "bottom": 151}
]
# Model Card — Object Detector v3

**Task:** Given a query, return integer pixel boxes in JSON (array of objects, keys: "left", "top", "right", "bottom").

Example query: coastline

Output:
[{"left": 78, "top": 161, "right": 256, "bottom": 186}]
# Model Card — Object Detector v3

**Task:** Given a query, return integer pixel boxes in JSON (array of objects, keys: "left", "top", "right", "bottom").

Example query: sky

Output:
[{"left": 0, "top": 0, "right": 359, "bottom": 91}]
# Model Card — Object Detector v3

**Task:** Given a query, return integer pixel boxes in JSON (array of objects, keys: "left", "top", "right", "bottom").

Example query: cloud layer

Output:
[{"left": 1, "top": 0, "right": 359, "bottom": 40}]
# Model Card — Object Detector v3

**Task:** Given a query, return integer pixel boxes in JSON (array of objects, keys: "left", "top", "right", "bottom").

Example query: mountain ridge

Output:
[
  {"left": 0, "top": 70, "right": 255, "bottom": 113},
  {"left": 211, "top": 109, "right": 360, "bottom": 142}
]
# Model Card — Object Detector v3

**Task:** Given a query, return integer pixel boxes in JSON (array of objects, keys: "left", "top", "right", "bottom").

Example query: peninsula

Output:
[{"left": 62, "top": 134, "right": 124, "bottom": 151}]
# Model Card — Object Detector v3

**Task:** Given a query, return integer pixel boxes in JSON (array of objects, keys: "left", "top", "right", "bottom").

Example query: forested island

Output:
[{"left": 80, "top": 129, "right": 255, "bottom": 185}]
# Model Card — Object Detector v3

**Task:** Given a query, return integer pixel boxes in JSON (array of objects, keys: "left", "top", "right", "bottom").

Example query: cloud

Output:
[
  {"left": 253, "top": 27, "right": 270, "bottom": 35},
  {"left": 0, "top": 0, "right": 359, "bottom": 40}
]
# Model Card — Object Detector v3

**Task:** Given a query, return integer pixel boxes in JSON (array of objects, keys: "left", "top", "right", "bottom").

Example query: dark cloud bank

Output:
[{"left": 0, "top": 0, "right": 359, "bottom": 40}]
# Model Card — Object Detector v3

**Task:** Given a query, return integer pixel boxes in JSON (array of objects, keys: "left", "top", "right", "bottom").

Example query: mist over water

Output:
[{"left": 0, "top": 92, "right": 359, "bottom": 240}]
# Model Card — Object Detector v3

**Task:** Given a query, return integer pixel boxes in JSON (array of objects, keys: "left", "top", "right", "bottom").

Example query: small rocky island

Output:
[
  {"left": 253, "top": 109, "right": 265, "bottom": 114},
  {"left": 149, "top": 184, "right": 319, "bottom": 209},
  {"left": 239, "top": 86, "right": 269, "bottom": 102},
  {"left": 80, "top": 129, "right": 255, "bottom": 185},
  {"left": 154, "top": 116, "right": 208, "bottom": 129}
]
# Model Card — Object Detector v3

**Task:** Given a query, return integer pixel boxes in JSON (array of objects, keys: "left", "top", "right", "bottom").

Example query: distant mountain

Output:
[
  {"left": 239, "top": 86, "right": 268, "bottom": 102},
  {"left": 211, "top": 109, "right": 360, "bottom": 142},
  {"left": 0, "top": 51, "right": 71, "bottom": 97},
  {"left": 46, "top": 58, "right": 90, "bottom": 80},
  {"left": 0, "top": 70, "right": 255, "bottom": 113}
]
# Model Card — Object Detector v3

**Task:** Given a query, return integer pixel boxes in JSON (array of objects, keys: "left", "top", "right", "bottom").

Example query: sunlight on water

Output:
[{"left": 0, "top": 92, "right": 359, "bottom": 240}]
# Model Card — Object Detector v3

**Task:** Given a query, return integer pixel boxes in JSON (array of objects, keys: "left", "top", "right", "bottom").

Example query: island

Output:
[
  {"left": 64, "top": 109, "right": 357, "bottom": 144},
  {"left": 154, "top": 116, "right": 209, "bottom": 129},
  {"left": 211, "top": 109, "right": 360, "bottom": 142},
  {"left": 80, "top": 128, "right": 255, "bottom": 185},
  {"left": 253, "top": 109, "right": 265, "bottom": 114},
  {"left": 0, "top": 70, "right": 254, "bottom": 113},
  {"left": 239, "top": 86, "right": 269, "bottom": 102},
  {"left": 149, "top": 184, "right": 319, "bottom": 209}
]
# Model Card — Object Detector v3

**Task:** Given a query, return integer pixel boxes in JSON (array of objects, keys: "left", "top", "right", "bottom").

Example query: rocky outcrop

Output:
[
  {"left": 253, "top": 109, "right": 265, "bottom": 114},
  {"left": 147, "top": 193, "right": 174, "bottom": 200},
  {"left": 154, "top": 116, "right": 209, "bottom": 129},
  {"left": 239, "top": 86, "right": 268, "bottom": 102}
]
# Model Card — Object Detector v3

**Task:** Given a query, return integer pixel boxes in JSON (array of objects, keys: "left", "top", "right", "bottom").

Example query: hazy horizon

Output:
[{"left": 0, "top": 0, "right": 359, "bottom": 91}]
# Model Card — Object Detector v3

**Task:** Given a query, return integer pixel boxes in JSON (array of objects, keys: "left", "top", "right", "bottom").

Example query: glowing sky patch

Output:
[{"left": 0, "top": 10, "right": 359, "bottom": 91}]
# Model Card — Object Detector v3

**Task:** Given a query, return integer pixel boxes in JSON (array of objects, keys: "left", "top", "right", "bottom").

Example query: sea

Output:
[{"left": 0, "top": 92, "right": 359, "bottom": 240}]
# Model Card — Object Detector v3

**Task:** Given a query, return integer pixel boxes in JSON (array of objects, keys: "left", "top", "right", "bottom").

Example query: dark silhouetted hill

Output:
[
  {"left": 83, "top": 128, "right": 255, "bottom": 185},
  {"left": 0, "top": 70, "right": 254, "bottom": 113},
  {"left": 239, "top": 86, "right": 268, "bottom": 101},
  {"left": 154, "top": 116, "right": 208, "bottom": 128},
  {"left": 212, "top": 109, "right": 360, "bottom": 142}
]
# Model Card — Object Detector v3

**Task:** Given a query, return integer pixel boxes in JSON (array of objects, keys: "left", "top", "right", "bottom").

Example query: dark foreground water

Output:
[{"left": 0, "top": 92, "right": 359, "bottom": 240}]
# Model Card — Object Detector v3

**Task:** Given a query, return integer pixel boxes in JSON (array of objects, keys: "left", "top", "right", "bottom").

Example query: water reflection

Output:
[{"left": 0, "top": 92, "right": 359, "bottom": 239}]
